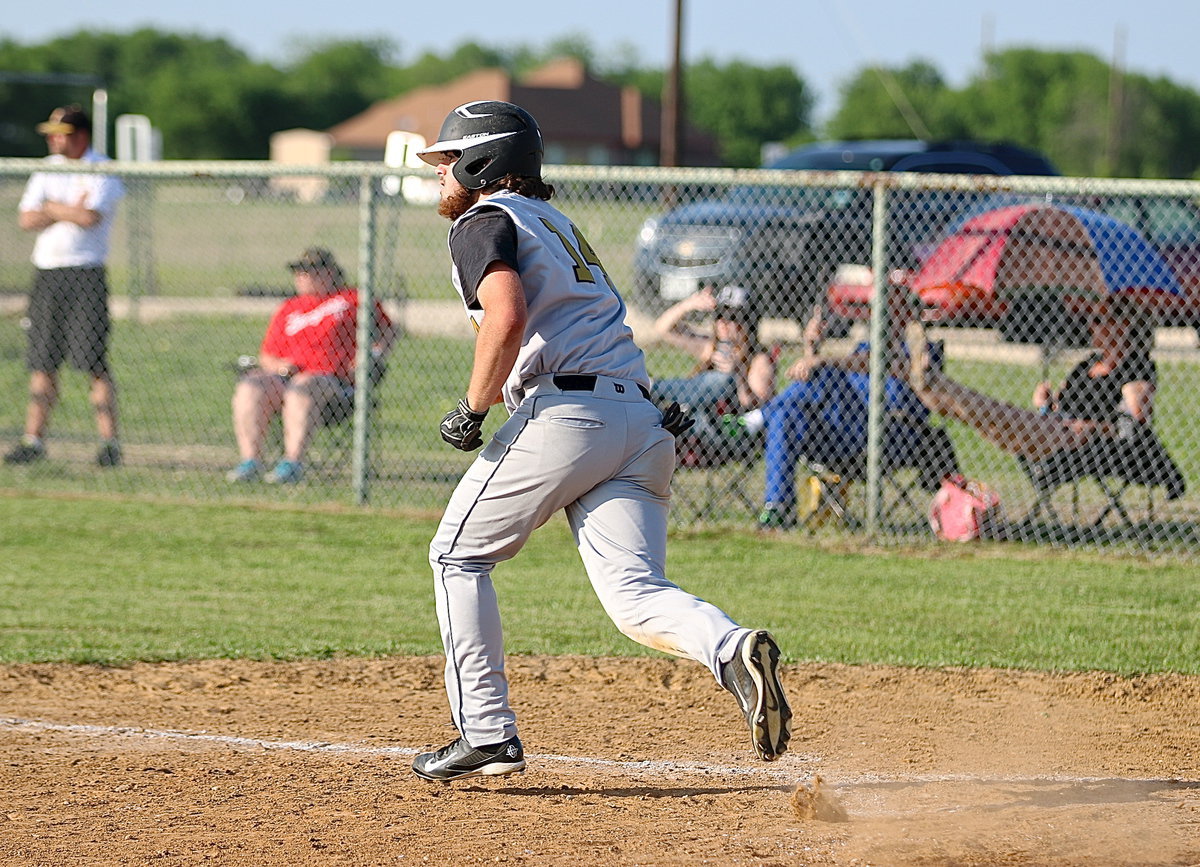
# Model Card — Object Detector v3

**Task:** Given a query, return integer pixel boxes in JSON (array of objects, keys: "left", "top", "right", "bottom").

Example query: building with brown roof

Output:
[{"left": 327, "top": 58, "right": 720, "bottom": 167}]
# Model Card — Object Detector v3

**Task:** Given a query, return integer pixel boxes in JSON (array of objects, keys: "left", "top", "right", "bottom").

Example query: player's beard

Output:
[{"left": 438, "top": 185, "right": 477, "bottom": 221}]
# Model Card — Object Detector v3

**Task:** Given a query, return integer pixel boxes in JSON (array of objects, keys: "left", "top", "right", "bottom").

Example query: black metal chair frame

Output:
[
  {"left": 798, "top": 419, "right": 959, "bottom": 531},
  {"left": 670, "top": 423, "right": 764, "bottom": 522},
  {"left": 1017, "top": 426, "right": 1185, "bottom": 531}
]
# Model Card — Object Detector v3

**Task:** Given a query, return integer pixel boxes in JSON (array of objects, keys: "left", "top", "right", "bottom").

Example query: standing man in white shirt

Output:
[{"left": 6, "top": 106, "right": 125, "bottom": 468}]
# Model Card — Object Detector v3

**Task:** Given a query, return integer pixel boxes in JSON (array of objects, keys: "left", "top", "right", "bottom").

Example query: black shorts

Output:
[{"left": 25, "top": 266, "right": 111, "bottom": 376}]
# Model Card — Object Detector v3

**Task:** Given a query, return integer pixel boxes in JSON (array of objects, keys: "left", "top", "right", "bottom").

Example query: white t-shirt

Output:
[{"left": 18, "top": 149, "right": 125, "bottom": 269}]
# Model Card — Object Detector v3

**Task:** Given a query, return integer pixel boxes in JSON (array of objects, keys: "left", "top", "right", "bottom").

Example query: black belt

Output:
[{"left": 552, "top": 374, "right": 651, "bottom": 401}]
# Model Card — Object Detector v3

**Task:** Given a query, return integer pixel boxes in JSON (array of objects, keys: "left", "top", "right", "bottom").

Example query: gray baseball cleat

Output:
[
  {"left": 720, "top": 629, "right": 792, "bottom": 761},
  {"left": 412, "top": 735, "right": 526, "bottom": 781}
]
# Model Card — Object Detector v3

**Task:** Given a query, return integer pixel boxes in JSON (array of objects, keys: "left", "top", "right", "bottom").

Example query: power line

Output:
[{"left": 831, "top": 0, "right": 931, "bottom": 139}]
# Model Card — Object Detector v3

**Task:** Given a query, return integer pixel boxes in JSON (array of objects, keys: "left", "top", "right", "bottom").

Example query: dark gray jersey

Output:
[{"left": 449, "top": 191, "right": 649, "bottom": 412}]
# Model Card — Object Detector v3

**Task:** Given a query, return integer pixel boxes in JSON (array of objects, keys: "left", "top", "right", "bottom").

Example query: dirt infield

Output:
[{"left": 2, "top": 656, "right": 1198, "bottom": 866}]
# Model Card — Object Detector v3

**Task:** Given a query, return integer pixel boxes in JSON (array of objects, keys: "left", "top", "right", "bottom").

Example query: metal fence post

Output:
[
  {"left": 352, "top": 172, "right": 377, "bottom": 505},
  {"left": 125, "top": 174, "right": 155, "bottom": 322},
  {"left": 864, "top": 179, "right": 889, "bottom": 536}
]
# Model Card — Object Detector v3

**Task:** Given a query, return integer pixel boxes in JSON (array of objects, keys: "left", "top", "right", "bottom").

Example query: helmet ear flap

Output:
[{"left": 457, "top": 154, "right": 497, "bottom": 189}]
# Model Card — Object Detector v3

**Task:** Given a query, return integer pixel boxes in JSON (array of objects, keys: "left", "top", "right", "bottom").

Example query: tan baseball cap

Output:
[{"left": 36, "top": 106, "right": 92, "bottom": 136}]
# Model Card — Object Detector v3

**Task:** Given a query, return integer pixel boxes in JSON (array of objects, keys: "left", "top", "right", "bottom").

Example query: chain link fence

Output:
[{"left": 2, "top": 159, "right": 1199, "bottom": 558}]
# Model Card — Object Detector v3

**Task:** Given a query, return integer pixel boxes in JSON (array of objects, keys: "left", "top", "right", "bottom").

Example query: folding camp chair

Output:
[
  {"left": 669, "top": 399, "right": 764, "bottom": 521},
  {"left": 1018, "top": 425, "right": 1185, "bottom": 530},
  {"left": 798, "top": 418, "right": 960, "bottom": 531},
  {"left": 233, "top": 355, "right": 388, "bottom": 480}
]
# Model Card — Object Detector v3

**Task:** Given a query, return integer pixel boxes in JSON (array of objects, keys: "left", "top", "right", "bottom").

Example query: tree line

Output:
[{"left": 2, "top": 28, "right": 1198, "bottom": 178}]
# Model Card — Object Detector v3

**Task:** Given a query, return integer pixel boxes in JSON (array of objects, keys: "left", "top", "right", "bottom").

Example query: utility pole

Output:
[
  {"left": 1106, "top": 26, "right": 1127, "bottom": 177},
  {"left": 661, "top": 0, "right": 684, "bottom": 167},
  {"left": 980, "top": 13, "right": 994, "bottom": 66}
]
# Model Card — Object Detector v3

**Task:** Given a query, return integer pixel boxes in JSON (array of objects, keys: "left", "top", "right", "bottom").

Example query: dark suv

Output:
[{"left": 631, "top": 139, "right": 1060, "bottom": 320}]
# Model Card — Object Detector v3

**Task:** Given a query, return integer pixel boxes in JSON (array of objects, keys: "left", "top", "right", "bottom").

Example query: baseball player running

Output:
[{"left": 412, "top": 101, "right": 791, "bottom": 782}]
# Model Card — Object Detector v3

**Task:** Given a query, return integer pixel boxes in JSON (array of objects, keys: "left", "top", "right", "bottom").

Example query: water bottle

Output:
[{"left": 720, "top": 414, "right": 745, "bottom": 439}]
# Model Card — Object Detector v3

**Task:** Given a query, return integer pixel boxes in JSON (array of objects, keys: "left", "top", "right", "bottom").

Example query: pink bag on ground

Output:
[{"left": 928, "top": 474, "right": 1006, "bottom": 542}]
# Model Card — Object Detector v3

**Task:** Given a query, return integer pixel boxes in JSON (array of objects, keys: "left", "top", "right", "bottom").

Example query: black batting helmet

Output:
[{"left": 417, "top": 100, "right": 544, "bottom": 190}]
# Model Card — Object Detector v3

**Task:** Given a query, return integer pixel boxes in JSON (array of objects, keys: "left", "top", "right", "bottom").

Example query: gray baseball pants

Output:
[{"left": 429, "top": 374, "right": 746, "bottom": 746}]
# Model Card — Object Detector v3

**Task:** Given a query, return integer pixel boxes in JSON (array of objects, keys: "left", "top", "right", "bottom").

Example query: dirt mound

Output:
[{"left": 2, "top": 656, "right": 1197, "bottom": 865}]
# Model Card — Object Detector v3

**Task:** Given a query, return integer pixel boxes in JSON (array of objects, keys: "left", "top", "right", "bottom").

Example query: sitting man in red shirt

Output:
[{"left": 228, "top": 247, "right": 398, "bottom": 484}]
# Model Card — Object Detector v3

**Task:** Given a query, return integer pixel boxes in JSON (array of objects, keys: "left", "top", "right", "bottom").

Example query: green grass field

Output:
[{"left": 2, "top": 491, "right": 1197, "bottom": 674}]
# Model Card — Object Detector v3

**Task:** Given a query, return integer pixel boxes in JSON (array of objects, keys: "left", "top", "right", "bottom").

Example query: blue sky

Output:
[{"left": 3, "top": 0, "right": 1196, "bottom": 123}]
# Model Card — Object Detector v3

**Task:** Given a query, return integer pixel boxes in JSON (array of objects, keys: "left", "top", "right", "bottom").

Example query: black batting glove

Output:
[
  {"left": 660, "top": 401, "right": 695, "bottom": 439},
  {"left": 440, "top": 398, "right": 489, "bottom": 451}
]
